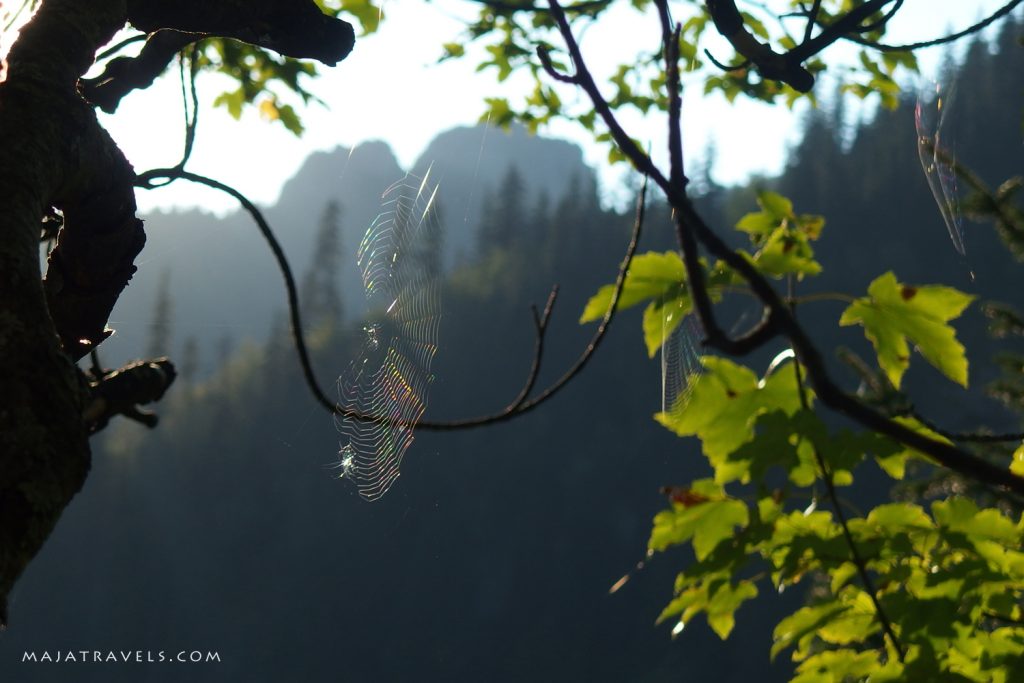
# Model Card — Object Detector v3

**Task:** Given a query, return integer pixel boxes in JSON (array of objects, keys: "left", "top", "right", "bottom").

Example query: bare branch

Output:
[
  {"left": 544, "top": 0, "right": 672, "bottom": 190},
  {"left": 504, "top": 285, "right": 560, "bottom": 413},
  {"left": 467, "top": 0, "right": 611, "bottom": 12},
  {"left": 84, "top": 358, "right": 177, "bottom": 432},
  {"left": 81, "top": 30, "right": 200, "bottom": 113},
  {"left": 136, "top": 167, "right": 646, "bottom": 433},
  {"left": 456, "top": 173, "right": 649, "bottom": 424},
  {"left": 706, "top": 0, "right": 905, "bottom": 92},
  {"left": 843, "top": 0, "right": 1023, "bottom": 52}
]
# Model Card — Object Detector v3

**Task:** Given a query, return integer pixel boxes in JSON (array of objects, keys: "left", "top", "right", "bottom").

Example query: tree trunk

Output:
[{"left": 0, "top": 0, "right": 136, "bottom": 626}]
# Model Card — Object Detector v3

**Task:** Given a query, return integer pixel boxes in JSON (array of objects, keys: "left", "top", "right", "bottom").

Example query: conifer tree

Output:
[
  {"left": 180, "top": 336, "right": 199, "bottom": 384},
  {"left": 477, "top": 164, "right": 527, "bottom": 254},
  {"left": 301, "top": 200, "right": 344, "bottom": 325},
  {"left": 146, "top": 268, "right": 174, "bottom": 359}
]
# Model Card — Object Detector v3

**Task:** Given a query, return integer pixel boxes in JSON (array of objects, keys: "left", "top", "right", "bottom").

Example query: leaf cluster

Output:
[{"left": 579, "top": 189, "right": 1023, "bottom": 679}]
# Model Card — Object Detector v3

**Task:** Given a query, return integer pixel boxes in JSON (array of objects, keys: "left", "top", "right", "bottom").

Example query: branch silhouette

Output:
[
  {"left": 834, "top": 0, "right": 1024, "bottom": 52},
  {"left": 543, "top": 0, "right": 1024, "bottom": 495},
  {"left": 134, "top": 167, "right": 646, "bottom": 431}
]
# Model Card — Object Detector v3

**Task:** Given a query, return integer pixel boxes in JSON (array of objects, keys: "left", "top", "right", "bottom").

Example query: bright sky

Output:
[{"left": 4, "top": 1, "right": 1016, "bottom": 214}]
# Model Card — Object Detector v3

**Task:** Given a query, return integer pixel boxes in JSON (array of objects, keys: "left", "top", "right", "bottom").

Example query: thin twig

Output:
[
  {"left": 982, "top": 610, "right": 1024, "bottom": 625},
  {"left": 702, "top": 49, "right": 750, "bottom": 72},
  {"left": 844, "top": 0, "right": 1023, "bottom": 52},
  {"left": 854, "top": 0, "right": 904, "bottom": 34},
  {"left": 438, "top": 172, "right": 649, "bottom": 425},
  {"left": 544, "top": 0, "right": 671, "bottom": 190},
  {"left": 801, "top": 0, "right": 822, "bottom": 44},
  {"left": 503, "top": 285, "right": 559, "bottom": 413},
  {"left": 907, "top": 410, "right": 1024, "bottom": 445},
  {"left": 654, "top": 0, "right": 685, "bottom": 191},
  {"left": 788, "top": 295, "right": 905, "bottom": 661},
  {"left": 128, "top": 44, "right": 200, "bottom": 191}
]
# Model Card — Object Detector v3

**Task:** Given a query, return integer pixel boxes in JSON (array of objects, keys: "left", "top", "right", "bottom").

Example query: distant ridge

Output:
[{"left": 102, "top": 124, "right": 594, "bottom": 376}]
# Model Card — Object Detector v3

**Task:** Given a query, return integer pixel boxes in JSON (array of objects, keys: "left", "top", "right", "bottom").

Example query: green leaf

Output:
[
  {"left": 772, "top": 602, "right": 850, "bottom": 660},
  {"left": 735, "top": 210, "right": 779, "bottom": 239},
  {"left": 1012, "top": 444, "right": 1024, "bottom": 477},
  {"left": 748, "top": 227, "right": 822, "bottom": 278},
  {"left": 727, "top": 410, "right": 823, "bottom": 486},
  {"left": 706, "top": 579, "right": 759, "bottom": 639},
  {"left": 865, "top": 502, "right": 934, "bottom": 531},
  {"left": 839, "top": 271, "right": 974, "bottom": 388},
  {"left": 654, "top": 358, "right": 804, "bottom": 479},
  {"left": 649, "top": 496, "right": 749, "bottom": 561},
  {"left": 580, "top": 251, "right": 685, "bottom": 323},
  {"left": 759, "top": 191, "right": 793, "bottom": 220},
  {"left": 830, "top": 562, "right": 859, "bottom": 594},
  {"left": 734, "top": 192, "right": 824, "bottom": 278},
  {"left": 641, "top": 294, "right": 692, "bottom": 358},
  {"left": 873, "top": 416, "right": 950, "bottom": 479},
  {"left": 792, "top": 649, "right": 880, "bottom": 683},
  {"left": 213, "top": 88, "right": 245, "bottom": 119},
  {"left": 933, "top": 497, "right": 1019, "bottom": 545},
  {"left": 818, "top": 589, "right": 880, "bottom": 645},
  {"left": 580, "top": 252, "right": 728, "bottom": 358}
]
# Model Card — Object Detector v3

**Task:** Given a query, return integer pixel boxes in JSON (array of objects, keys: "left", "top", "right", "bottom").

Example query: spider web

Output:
[
  {"left": 334, "top": 169, "right": 442, "bottom": 501},
  {"left": 660, "top": 313, "right": 704, "bottom": 418},
  {"left": 915, "top": 78, "right": 966, "bottom": 257}
]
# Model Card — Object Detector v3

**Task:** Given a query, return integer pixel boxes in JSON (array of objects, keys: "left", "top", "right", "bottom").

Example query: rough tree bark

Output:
[{"left": 0, "top": 0, "right": 354, "bottom": 626}]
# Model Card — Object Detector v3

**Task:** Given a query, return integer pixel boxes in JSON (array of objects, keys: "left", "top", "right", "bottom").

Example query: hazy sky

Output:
[{"left": 5, "top": 1, "right": 1016, "bottom": 213}]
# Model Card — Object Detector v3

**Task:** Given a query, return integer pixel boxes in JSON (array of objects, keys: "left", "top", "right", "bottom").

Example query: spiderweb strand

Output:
[
  {"left": 335, "top": 170, "right": 442, "bottom": 501},
  {"left": 661, "top": 313, "right": 704, "bottom": 417},
  {"left": 915, "top": 79, "right": 966, "bottom": 257}
]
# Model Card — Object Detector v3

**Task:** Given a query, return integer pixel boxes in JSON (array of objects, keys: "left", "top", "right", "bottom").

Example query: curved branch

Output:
[
  {"left": 853, "top": 0, "right": 904, "bottom": 34},
  {"left": 543, "top": 0, "right": 1024, "bottom": 495},
  {"left": 702, "top": 48, "right": 750, "bottom": 73},
  {"left": 136, "top": 167, "right": 339, "bottom": 413},
  {"left": 125, "top": 0, "right": 355, "bottom": 65},
  {"left": 136, "top": 167, "right": 645, "bottom": 432},
  {"left": 83, "top": 0, "right": 357, "bottom": 113},
  {"left": 844, "top": 0, "right": 1023, "bottom": 52},
  {"left": 81, "top": 29, "right": 200, "bottom": 113},
  {"left": 439, "top": 173, "right": 648, "bottom": 426}
]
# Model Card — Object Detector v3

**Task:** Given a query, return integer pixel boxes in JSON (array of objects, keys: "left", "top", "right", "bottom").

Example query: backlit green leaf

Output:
[
  {"left": 1012, "top": 444, "right": 1024, "bottom": 477},
  {"left": 649, "top": 496, "right": 749, "bottom": 561},
  {"left": 792, "top": 649, "right": 880, "bottom": 683},
  {"left": 579, "top": 251, "right": 685, "bottom": 323},
  {"left": 654, "top": 357, "right": 804, "bottom": 477},
  {"left": 772, "top": 602, "right": 850, "bottom": 660},
  {"left": 707, "top": 580, "right": 759, "bottom": 639},
  {"left": 839, "top": 271, "right": 974, "bottom": 388}
]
